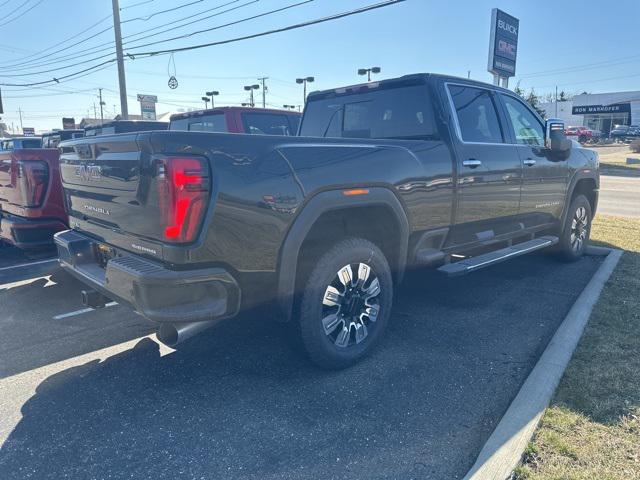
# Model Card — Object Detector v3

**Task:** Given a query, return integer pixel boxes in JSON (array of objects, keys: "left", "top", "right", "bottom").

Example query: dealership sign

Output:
[
  {"left": 137, "top": 94, "right": 158, "bottom": 120},
  {"left": 572, "top": 103, "right": 631, "bottom": 115},
  {"left": 488, "top": 8, "right": 519, "bottom": 78},
  {"left": 22, "top": 127, "right": 35, "bottom": 136}
]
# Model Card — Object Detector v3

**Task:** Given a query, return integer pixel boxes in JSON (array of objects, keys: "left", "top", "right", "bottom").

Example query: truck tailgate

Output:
[{"left": 59, "top": 134, "right": 163, "bottom": 240}]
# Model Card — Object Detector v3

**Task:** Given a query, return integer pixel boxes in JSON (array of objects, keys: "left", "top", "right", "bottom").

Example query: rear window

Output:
[
  {"left": 242, "top": 113, "right": 294, "bottom": 136},
  {"left": 299, "top": 85, "right": 436, "bottom": 140},
  {"left": 170, "top": 113, "right": 227, "bottom": 132}
]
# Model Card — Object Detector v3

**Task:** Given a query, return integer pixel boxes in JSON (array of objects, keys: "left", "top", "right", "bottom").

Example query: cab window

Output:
[
  {"left": 499, "top": 94, "right": 545, "bottom": 146},
  {"left": 448, "top": 85, "right": 504, "bottom": 144}
]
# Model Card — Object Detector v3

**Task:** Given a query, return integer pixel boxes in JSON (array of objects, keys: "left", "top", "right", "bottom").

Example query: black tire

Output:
[
  {"left": 556, "top": 194, "right": 592, "bottom": 262},
  {"left": 295, "top": 238, "right": 393, "bottom": 370}
]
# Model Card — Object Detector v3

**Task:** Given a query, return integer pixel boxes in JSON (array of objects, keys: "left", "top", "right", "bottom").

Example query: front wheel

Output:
[
  {"left": 296, "top": 238, "right": 393, "bottom": 370},
  {"left": 556, "top": 194, "right": 592, "bottom": 261}
]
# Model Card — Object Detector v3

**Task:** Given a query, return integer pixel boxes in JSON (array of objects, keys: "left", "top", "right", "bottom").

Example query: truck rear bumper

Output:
[
  {"left": 54, "top": 229, "right": 241, "bottom": 324},
  {"left": 0, "top": 212, "right": 67, "bottom": 249}
]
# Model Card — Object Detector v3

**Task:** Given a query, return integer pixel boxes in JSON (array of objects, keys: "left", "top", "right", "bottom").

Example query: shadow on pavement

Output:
[
  {"left": 0, "top": 269, "right": 153, "bottom": 379},
  {"left": 0, "top": 253, "right": 603, "bottom": 480}
]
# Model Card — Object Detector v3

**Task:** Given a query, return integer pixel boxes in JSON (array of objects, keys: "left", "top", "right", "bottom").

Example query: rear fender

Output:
[{"left": 276, "top": 187, "right": 409, "bottom": 321}]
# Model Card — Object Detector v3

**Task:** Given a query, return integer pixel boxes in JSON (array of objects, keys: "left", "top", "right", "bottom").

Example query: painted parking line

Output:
[
  {"left": 53, "top": 302, "right": 118, "bottom": 320},
  {"left": 0, "top": 258, "right": 57, "bottom": 272}
]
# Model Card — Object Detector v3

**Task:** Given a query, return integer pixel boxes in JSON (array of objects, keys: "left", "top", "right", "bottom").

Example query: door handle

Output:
[
  {"left": 524, "top": 158, "right": 536, "bottom": 166},
  {"left": 462, "top": 159, "right": 482, "bottom": 168}
]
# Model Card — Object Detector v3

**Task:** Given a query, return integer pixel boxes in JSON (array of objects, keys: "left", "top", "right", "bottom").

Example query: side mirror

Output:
[{"left": 545, "top": 119, "right": 572, "bottom": 157}]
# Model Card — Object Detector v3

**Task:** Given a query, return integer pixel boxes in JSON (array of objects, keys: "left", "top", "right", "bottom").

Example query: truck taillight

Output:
[
  {"left": 157, "top": 157, "right": 210, "bottom": 243},
  {"left": 17, "top": 160, "right": 49, "bottom": 207}
]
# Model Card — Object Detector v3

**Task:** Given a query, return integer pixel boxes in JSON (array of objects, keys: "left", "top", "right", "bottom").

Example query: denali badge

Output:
[
  {"left": 75, "top": 164, "right": 102, "bottom": 181},
  {"left": 131, "top": 244, "right": 158, "bottom": 255},
  {"left": 83, "top": 204, "right": 110, "bottom": 215}
]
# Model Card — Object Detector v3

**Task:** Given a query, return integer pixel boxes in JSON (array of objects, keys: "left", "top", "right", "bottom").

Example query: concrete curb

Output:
[{"left": 463, "top": 247, "right": 624, "bottom": 480}]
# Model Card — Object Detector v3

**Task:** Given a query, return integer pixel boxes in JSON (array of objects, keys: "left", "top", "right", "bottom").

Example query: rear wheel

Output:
[
  {"left": 296, "top": 238, "right": 393, "bottom": 369},
  {"left": 556, "top": 194, "right": 592, "bottom": 261}
]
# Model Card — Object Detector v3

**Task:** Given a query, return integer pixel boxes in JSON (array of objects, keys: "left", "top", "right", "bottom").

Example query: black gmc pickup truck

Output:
[{"left": 54, "top": 74, "right": 599, "bottom": 369}]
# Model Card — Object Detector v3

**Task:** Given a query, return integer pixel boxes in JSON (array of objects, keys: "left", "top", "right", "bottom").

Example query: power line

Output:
[
  {"left": 126, "top": 0, "right": 312, "bottom": 52},
  {"left": 120, "top": 0, "right": 155, "bottom": 10},
  {"left": 130, "top": 0, "right": 406, "bottom": 56},
  {"left": 0, "top": 0, "right": 284, "bottom": 77},
  {"left": 122, "top": 0, "right": 205, "bottom": 23},
  {"left": 0, "top": 0, "right": 405, "bottom": 87},
  {"left": 0, "top": 0, "right": 253, "bottom": 71},
  {"left": 0, "top": 60, "right": 117, "bottom": 87},
  {"left": 517, "top": 54, "right": 640, "bottom": 79},
  {"left": 0, "top": 0, "right": 45, "bottom": 28},
  {"left": 0, "top": 15, "right": 112, "bottom": 68}
]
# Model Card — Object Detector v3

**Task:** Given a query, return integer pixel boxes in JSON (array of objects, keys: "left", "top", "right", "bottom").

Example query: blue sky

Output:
[{"left": 1, "top": 0, "right": 639, "bottom": 132}]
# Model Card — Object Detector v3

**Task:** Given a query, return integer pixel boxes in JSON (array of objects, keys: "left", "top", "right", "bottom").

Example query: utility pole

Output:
[
  {"left": 18, "top": 108, "right": 23, "bottom": 131},
  {"left": 93, "top": 102, "right": 97, "bottom": 120},
  {"left": 258, "top": 77, "right": 268, "bottom": 108},
  {"left": 112, "top": 0, "right": 128, "bottom": 119},
  {"left": 98, "top": 88, "right": 105, "bottom": 122},
  {"left": 555, "top": 85, "right": 558, "bottom": 117}
]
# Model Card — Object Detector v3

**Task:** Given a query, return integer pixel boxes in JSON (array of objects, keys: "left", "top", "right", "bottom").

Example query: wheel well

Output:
[
  {"left": 572, "top": 178, "right": 597, "bottom": 212},
  {"left": 295, "top": 206, "right": 402, "bottom": 288}
]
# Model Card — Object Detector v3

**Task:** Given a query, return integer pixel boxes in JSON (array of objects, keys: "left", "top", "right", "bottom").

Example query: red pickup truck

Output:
[
  {"left": 169, "top": 106, "right": 301, "bottom": 135},
  {"left": 0, "top": 148, "right": 66, "bottom": 252}
]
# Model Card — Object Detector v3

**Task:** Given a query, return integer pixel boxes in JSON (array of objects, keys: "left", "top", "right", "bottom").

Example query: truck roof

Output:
[
  {"left": 170, "top": 106, "right": 301, "bottom": 122},
  {"left": 42, "top": 129, "right": 84, "bottom": 136},
  {"left": 307, "top": 73, "right": 513, "bottom": 100}
]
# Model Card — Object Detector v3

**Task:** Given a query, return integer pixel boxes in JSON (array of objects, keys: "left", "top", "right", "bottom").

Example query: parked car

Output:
[
  {"left": 42, "top": 129, "right": 84, "bottom": 148},
  {"left": 610, "top": 124, "right": 631, "bottom": 141},
  {"left": 84, "top": 120, "right": 168, "bottom": 137},
  {"left": 565, "top": 126, "right": 592, "bottom": 143},
  {"left": 0, "top": 122, "right": 166, "bottom": 252},
  {"left": 54, "top": 73, "right": 599, "bottom": 369},
  {"left": 0, "top": 136, "right": 43, "bottom": 150},
  {"left": 169, "top": 106, "right": 301, "bottom": 135}
]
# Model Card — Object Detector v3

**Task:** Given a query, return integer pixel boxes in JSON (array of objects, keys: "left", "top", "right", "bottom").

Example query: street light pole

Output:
[
  {"left": 358, "top": 67, "right": 381, "bottom": 82},
  {"left": 201, "top": 97, "right": 210, "bottom": 109},
  {"left": 111, "top": 0, "right": 129, "bottom": 119},
  {"left": 206, "top": 90, "right": 219, "bottom": 108},
  {"left": 296, "top": 76, "right": 315, "bottom": 105},
  {"left": 244, "top": 84, "right": 260, "bottom": 108}
]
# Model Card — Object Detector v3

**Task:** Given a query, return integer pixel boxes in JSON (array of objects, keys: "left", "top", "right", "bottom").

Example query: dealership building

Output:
[{"left": 539, "top": 90, "right": 640, "bottom": 135}]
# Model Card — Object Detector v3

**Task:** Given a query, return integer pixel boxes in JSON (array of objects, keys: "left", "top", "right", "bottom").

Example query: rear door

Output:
[
  {"left": 497, "top": 93, "right": 568, "bottom": 227},
  {"left": 445, "top": 83, "right": 522, "bottom": 247}
]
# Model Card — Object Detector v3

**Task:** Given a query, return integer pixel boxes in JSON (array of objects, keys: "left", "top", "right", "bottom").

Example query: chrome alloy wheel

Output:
[
  {"left": 321, "top": 263, "right": 381, "bottom": 348},
  {"left": 570, "top": 206, "right": 589, "bottom": 253}
]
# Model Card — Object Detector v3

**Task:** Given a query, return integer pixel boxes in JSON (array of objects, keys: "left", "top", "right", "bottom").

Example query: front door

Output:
[
  {"left": 446, "top": 83, "right": 522, "bottom": 247},
  {"left": 498, "top": 93, "right": 569, "bottom": 228}
]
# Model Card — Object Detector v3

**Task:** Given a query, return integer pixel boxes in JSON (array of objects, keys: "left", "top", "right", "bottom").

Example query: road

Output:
[
  {"left": 0, "top": 246, "right": 603, "bottom": 480},
  {"left": 598, "top": 175, "right": 640, "bottom": 218}
]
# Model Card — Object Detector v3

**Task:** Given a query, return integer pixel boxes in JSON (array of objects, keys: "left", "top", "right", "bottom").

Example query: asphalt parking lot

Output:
[{"left": 0, "top": 246, "right": 603, "bottom": 480}]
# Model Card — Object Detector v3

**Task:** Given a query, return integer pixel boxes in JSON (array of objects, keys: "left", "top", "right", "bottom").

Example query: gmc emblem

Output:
[{"left": 75, "top": 164, "right": 102, "bottom": 181}]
